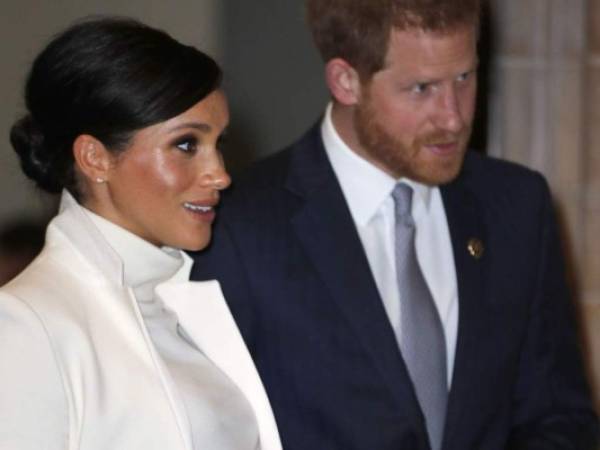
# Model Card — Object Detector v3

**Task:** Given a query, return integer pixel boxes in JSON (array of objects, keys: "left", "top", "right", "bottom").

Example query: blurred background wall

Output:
[
  {"left": 0, "top": 0, "right": 598, "bottom": 410},
  {"left": 220, "top": 0, "right": 327, "bottom": 173}
]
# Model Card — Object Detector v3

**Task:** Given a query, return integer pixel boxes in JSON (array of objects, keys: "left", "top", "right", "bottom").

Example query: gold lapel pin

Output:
[{"left": 467, "top": 238, "right": 484, "bottom": 259}]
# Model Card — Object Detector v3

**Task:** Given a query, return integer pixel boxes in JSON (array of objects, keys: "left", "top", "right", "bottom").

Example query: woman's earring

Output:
[{"left": 95, "top": 178, "right": 106, "bottom": 184}]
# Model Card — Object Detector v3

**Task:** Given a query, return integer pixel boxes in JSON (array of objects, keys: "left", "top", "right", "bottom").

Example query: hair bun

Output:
[{"left": 10, "top": 115, "right": 63, "bottom": 193}]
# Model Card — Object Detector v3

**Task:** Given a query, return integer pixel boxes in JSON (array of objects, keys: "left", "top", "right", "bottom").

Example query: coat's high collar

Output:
[{"left": 52, "top": 190, "right": 125, "bottom": 286}]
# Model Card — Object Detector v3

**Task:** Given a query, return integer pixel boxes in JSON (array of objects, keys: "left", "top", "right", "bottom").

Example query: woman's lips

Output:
[
  {"left": 183, "top": 201, "right": 217, "bottom": 221},
  {"left": 183, "top": 201, "right": 214, "bottom": 213}
]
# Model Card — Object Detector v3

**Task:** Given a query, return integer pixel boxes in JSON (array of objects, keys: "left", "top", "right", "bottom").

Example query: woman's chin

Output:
[{"left": 179, "top": 235, "right": 212, "bottom": 252}]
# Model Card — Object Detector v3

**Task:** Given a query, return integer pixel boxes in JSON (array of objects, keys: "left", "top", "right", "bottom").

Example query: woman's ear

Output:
[
  {"left": 72, "top": 134, "right": 113, "bottom": 184},
  {"left": 324, "top": 58, "right": 362, "bottom": 106}
]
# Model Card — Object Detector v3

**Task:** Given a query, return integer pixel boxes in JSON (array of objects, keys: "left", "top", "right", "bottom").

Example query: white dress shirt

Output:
[
  {"left": 85, "top": 210, "right": 260, "bottom": 450},
  {"left": 321, "top": 103, "right": 459, "bottom": 386}
]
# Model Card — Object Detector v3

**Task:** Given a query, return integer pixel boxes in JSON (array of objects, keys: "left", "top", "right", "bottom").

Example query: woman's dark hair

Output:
[{"left": 10, "top": 17, "right": 222, "bottom": 199}]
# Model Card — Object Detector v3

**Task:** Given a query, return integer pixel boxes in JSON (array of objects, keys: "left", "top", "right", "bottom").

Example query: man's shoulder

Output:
[
  {"left": 462, "top": 151, "right": 543, "bottom": 181},
  {"left": 457, "top": 151, "right": 549, "bottom": 200}
]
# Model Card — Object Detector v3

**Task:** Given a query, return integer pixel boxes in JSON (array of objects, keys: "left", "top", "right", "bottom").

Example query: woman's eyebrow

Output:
[{"left": 169, "top": 122, "right": 212, "bottom": 133}]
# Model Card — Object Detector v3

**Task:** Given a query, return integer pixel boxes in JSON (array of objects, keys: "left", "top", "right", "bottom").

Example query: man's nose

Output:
[{"left": 432, "top": 86, "right": 464, "bottom": 133}]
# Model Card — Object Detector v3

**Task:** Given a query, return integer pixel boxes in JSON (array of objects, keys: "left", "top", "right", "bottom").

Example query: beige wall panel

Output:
[
  {"left": 551, "top": 66, "right": 585, "bottom": 265},
  {"left": 553, "top": 67, "right": 584, "bottom": 187},
  {"left": 492, "top": 66, "right": 535, "bottom": 165},
  {"left": 489, "top": 0, "right": 542, "bottom": 56},
  {"left": 588, "top": 0, "right": 600, "bottom": 53},
  {"left": 548, "top": 0, "right": 585, "bottom": 58},
  {"left": 586, "top": 66, "right": 600, "bottom": 192}
]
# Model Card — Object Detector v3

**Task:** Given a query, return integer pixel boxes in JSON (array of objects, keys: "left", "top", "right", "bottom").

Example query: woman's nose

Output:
[{"left": 201, "top": 155, "right": 231, "bottom": 191}]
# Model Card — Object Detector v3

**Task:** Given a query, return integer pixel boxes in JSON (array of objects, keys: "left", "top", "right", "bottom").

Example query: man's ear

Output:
[
  {"left": 325, "top": 58, "right": 362, "bottom": 106},
  {"left": 72, "top": 134, "right": 113, "bottom": 184}
]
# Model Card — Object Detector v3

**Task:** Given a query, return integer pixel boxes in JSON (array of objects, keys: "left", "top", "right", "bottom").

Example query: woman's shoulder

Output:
[
  {"left": 3, "top": 227, "right": 90, "bottom": 292},
  {"left": 0, "top": 252, "right": 72, "bottom": 449},
  {"left": 0, "top": 222, "right": 115, "bottom": 329}
]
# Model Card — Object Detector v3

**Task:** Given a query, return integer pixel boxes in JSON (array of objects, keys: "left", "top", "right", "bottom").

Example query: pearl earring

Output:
[{"left": 95, "top": 178, "right": 106, "bottom": 184}]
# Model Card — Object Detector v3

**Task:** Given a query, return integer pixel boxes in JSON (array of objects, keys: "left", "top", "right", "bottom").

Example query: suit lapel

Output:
[
  {"left": 440, "top": 162, "right": 491, "bottom": 447},
  {"left": 157, "top": 281, "right": 282, "bottom": 450},
  {"left": 285, "top": 126, "right": 425, "bottom": 429}
]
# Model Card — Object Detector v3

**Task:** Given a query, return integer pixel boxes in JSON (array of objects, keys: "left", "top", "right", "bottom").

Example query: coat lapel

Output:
[
  {"left": 285, "top": 126, "right": 425, "bottom": 431},
  {"left": 440, "top": 160, "right": 491, "bottom": 448},
  {"left": 157, "top": 281, "right": 282, "bottom": 450}
]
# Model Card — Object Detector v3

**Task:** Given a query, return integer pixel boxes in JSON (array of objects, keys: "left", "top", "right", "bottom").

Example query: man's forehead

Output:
[
  {"left": 388, "top": 23, "right": 479, "bottom": 44},
  {"left": 377, "top": 26, "right": 478, "bottom": 76},
  {"left": 386, "top": 26, "right": 477, "bottom": 56}
]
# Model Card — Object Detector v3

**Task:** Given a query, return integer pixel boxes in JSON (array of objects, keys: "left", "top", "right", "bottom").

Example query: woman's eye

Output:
[{"left": 175, "top": 138, "right": 197, "bottom": 153}]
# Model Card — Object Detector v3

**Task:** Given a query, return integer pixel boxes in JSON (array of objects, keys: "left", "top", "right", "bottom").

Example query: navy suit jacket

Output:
[{"left": 192, "top": 124, "right": 598, "bottom": 449}]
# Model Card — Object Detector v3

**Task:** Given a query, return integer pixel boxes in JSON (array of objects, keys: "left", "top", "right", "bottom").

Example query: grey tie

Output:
[{"left": 392, "top": 183, "right": 447, "bottom": 450}]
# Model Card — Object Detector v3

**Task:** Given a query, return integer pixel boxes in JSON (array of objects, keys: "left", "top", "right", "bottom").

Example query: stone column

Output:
[{"left": 489, "top": 0, "right": 599, "bottom": 408}]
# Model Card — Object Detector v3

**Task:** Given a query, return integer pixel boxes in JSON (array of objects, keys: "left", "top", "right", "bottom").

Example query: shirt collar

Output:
[{"left": 321, "top": 102, "right": 432, "bottom": 225}]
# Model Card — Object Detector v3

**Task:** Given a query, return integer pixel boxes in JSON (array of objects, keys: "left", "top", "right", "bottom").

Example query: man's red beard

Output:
[{"left": 353, "top": 98, "right": 471, "bottom": 185}]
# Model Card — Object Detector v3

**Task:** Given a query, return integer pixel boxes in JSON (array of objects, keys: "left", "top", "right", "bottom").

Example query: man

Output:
[{"left": 192, "top": 1, "right": 598, "bottom": 448}]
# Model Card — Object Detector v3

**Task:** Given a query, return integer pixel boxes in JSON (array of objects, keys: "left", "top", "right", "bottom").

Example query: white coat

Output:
[{"left": 0, "top": 192, "right": 282, "bottom": 450}]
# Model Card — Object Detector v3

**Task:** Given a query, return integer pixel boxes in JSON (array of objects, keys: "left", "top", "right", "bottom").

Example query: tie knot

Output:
[{"left": 392, "top": 183, "right": 413, "bottom": 220}]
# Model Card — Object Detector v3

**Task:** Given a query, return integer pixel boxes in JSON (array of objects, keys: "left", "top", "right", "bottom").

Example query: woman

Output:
[{"left": 0, "top": 17, "right": 281, "bottom": 450}]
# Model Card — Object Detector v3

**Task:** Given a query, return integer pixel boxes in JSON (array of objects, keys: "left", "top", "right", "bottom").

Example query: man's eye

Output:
[
  {"left": 457, "top": 71, "right": 471, "bottom": 82},
  {"left": 411, "top": 83, "right": 429, "bottom": 94}
]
